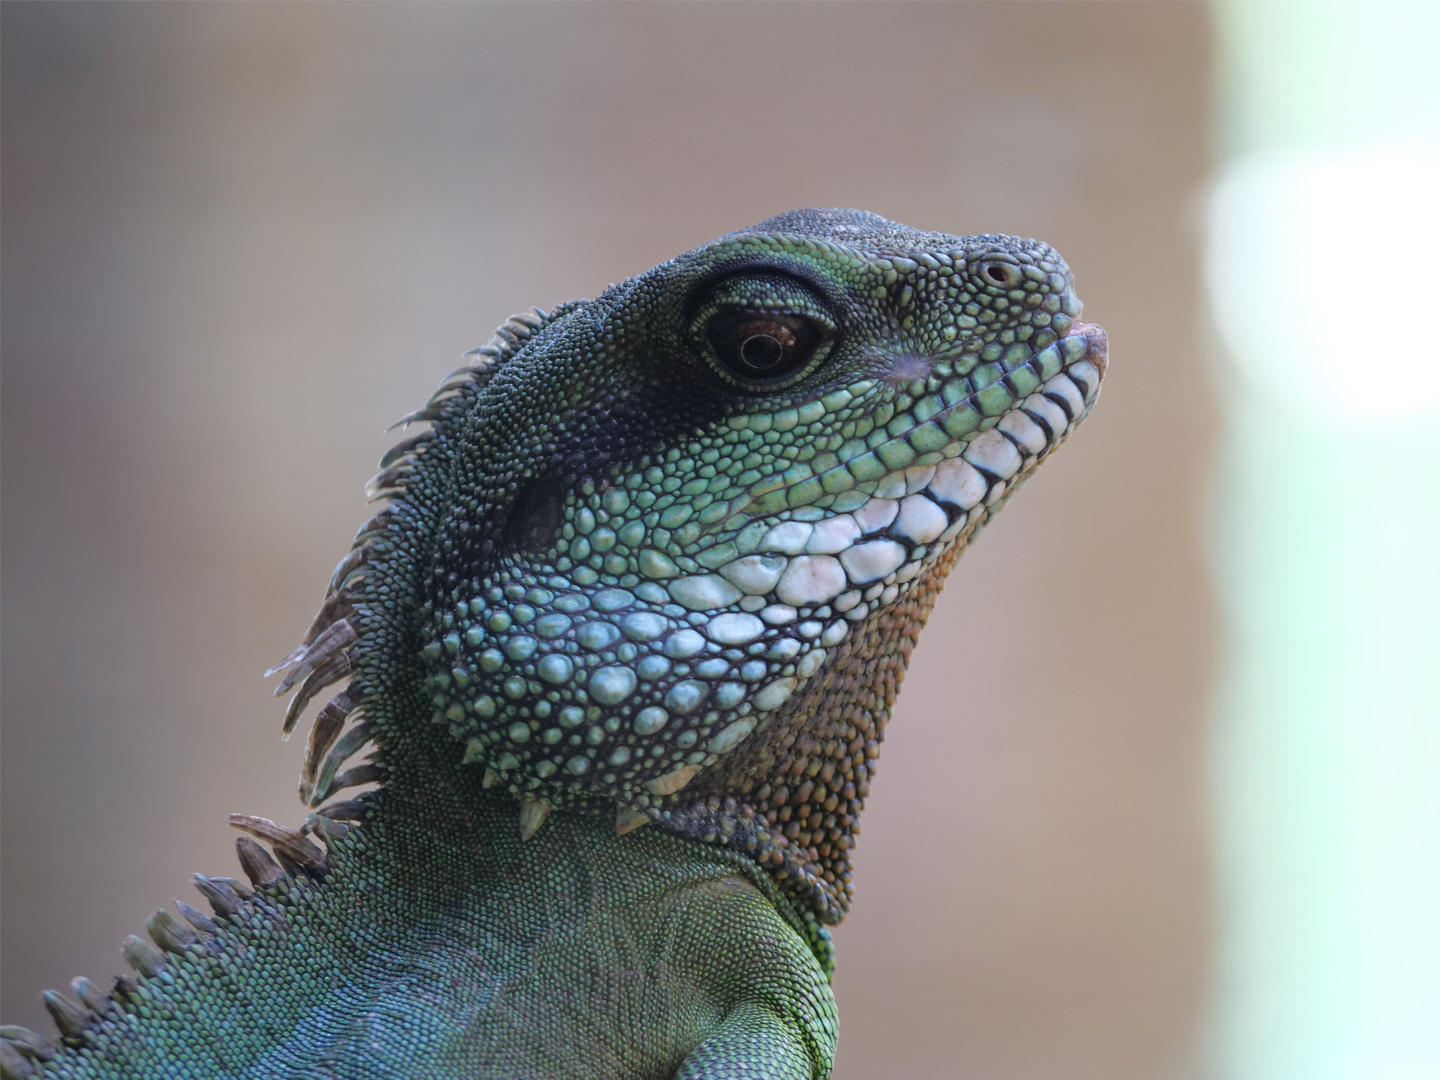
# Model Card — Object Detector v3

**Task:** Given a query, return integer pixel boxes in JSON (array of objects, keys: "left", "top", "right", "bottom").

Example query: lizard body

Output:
[{"left": 1, "top": 209, "right": 1106, "bottom": 1079}]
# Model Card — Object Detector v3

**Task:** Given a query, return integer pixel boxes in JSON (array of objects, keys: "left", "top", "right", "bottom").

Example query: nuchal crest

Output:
[{"left": 269, "top": 208, "right": 1107, "bottom": 924}]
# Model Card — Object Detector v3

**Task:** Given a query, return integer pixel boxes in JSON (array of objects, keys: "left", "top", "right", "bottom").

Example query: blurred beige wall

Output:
[{"left": 1, "top": 4, "right": 1215, "bottom": 1076}]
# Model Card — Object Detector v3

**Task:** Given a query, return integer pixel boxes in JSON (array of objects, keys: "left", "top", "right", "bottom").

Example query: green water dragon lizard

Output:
[{"left": 1, "top": 209, "right": 1107, "bottom": 1079}]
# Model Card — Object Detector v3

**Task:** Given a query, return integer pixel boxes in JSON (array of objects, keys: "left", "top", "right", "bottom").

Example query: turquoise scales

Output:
[{"left": 2, "top": 209, "right": 1107, "bottom": 1079}]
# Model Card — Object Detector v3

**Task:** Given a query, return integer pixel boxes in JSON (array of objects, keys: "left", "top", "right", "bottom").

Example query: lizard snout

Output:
[{"left": 1068, "top": 321, "right": 1109, "bottom": 377}]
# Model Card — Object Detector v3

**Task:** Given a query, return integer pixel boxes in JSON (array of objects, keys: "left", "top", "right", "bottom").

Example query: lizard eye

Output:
[
  {"left": 707, "top": 312, "right": 821, "bottom": 383},
  {"left": 690, "top": 271, "right": 836, "bottom": 391}
]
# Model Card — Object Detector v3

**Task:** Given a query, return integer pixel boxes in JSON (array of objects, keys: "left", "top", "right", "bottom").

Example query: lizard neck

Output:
[
  {"left": 49, "top": 749, "right": 834, "bottom": 1079},
  {"left": 665, "top": 538, "right": 965, "bottom": 923},
  {"left": 288, "top": 505, "right": 967, "bottom": 931},
  {"left": 372, "top": 722, "right": 835, "bottom": 969}
]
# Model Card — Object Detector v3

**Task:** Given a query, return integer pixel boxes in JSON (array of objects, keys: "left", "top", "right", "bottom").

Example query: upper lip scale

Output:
[{"left": 715, "top": 323, "right": 1107, "bottom": 532}]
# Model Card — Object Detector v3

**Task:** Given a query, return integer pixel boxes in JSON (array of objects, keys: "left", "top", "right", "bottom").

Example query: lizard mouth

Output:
[{"left": 699, "top": 322, "right": 1107, "bottom": 621}]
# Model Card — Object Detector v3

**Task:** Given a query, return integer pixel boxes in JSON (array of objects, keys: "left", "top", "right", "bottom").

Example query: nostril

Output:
[{"left": 978, "top": 260, "right": 1023, "bottom": 289}]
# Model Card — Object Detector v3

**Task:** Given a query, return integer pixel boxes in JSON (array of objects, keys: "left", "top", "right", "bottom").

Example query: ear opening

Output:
[{"left": 502, "top": 477, "right": 569, "bottom": 557}]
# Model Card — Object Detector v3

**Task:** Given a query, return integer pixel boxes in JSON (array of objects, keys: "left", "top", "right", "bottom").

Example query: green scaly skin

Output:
[{"left": 2, "top": 209, "right": 1107, "bottom": 1079}]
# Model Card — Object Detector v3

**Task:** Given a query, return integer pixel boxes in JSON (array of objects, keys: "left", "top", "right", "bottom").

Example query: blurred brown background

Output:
[{"left": 2, "top": 4, "right": 1215, "bottom": 1077}]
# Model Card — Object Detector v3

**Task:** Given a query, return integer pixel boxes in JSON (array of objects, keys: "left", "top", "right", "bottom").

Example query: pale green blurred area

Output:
[
  {"left": 3, "top": 5, "right": 1218, "bottom": 1077},
  {"left": 1205, "top": 4, "right": 1440, "bottom": 1079}
]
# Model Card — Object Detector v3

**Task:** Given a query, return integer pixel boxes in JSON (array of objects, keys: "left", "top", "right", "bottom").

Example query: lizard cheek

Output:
[{"left": 882, "top": 352, "right": 935, "bottom": 386}]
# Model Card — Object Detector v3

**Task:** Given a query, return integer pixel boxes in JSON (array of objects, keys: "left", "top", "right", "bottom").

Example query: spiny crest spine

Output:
[
  {"left": 9, "top": 799, "right": 365, "bottom": 1056},
  {"left": 266, "top": 304, "right": 571, "bottom": 808}
]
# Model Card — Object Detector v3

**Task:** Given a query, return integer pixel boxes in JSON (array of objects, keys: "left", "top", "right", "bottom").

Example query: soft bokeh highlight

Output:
[{"left": 1204, "top": 4, "right": 1440, "bottom": 1078}]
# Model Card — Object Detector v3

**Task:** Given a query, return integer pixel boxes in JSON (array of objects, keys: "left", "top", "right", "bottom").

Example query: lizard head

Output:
[{"left": 271, "top": 208, "right": 1107, "bottom": 923}]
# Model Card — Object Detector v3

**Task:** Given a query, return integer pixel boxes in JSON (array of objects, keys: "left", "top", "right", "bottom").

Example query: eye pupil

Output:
[
  {"left": 986, "top": 265, "right": 1009, "bottom": 283},
  {"left": 740, "top": 334, "right": 784, "bottom": 370}
]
